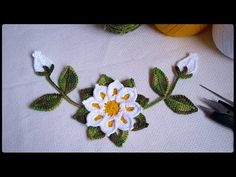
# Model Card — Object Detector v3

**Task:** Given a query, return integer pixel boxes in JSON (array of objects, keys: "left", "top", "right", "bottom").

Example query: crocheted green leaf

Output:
[
  {"left": 87, "top": 127, "right": 105, "bottom": 140},
  {"left": 104, "top": 24, "right": 140, "bottom": 34},
  {"left": 136, "top": 94, "right": 149, "bottom": 108},
  {"left": 59, "top": 66, "right": 78, "bottom": 94},
  {"left": 72, "top": 105, "right": 89, "bottom": 124},
  {"left": 121, "top": 78, "right": 135, "bottom": 88},
  {"left": 109, "top": 130, "right": 129, "bottom": 147},
  {"left": 97, "top": 74, "right": 114, "bottom": 86},
  {"left": 79, "top": 87, "right": 94, "bottom": 101},
  {"left": 151, "top": 67, "right": 169, "bottom": 96},
  {"left": 164, "top": 95, "right": 198, "bottom": 114},
  {"left": 30, "top": 93, "right": 62, "bottom": 111},
  {"left": 132, "top": 113, "right": 149, "bottom": 131}
]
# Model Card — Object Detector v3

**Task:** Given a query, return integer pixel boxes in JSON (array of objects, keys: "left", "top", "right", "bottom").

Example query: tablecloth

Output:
[{"left": 2, "top": 24, "right": 234, "bottom": 152}]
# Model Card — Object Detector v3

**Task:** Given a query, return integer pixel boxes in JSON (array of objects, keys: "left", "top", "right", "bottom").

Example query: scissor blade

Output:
[
  {"left": 200, "top": 98, "right": 229, "bottom": 114},
  {"left": 198, "top": 105, "right": 214, "bottom": 115},
  {"left": 200, "top": 84, "right": 234, "bottom": 106},
  {"left": 218, "top": 100, "right": 234, "bottom": 112}
]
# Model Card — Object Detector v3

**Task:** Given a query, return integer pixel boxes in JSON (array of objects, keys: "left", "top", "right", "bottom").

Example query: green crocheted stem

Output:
[
  {"left": 46, "top": 75, "right": 81, "bottom": 108},
  {"left": 144, "top": 75, "right": 180, "bottom": 110},
  {"left": 165, "top": 76, "right": 179, "bottom": 97},
  {"left": 143, "top": 96, "right": 164, "bottom": 109},
  {"left": 104, "top": 24, "right": 141, "bottom": 34}
]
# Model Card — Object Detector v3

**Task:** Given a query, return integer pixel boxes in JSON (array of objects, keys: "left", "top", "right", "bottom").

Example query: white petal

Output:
[
  {"left": 86, "top": 111, "right": 105, "bottom": 127},
  {"left": 120, "top": 102, "right": 142, "bottom": 117},
  {"left": 107, "top": 80, "right": 124, "bottom": 100},
  {"left": 82, "top": 97, "right": 104, "bottom": 112},
  {"left": 100, "top": 116, "right": 118, "bottom": 136},
  {"left": 117, "top": 113, "right": 135, "bottom": 131},
  {"left": 177, "top": 53, "right": 198, "bottom": 74},
  {"left": 33, "top": 57, "right": 45, "bottom": 72},
  {"left": 32, "top": 51, "right": 53, "bottom": 72},
  {"left": 93, "top": 84, "right": 108, "bottom": 102},
  {"left": 177, "top": 57, "right": 189, "bottom": 72},
  {"left": 116, "top": 87, "right": 138, "bottom": 103},
  {"left": 186, "top": 53, "right": 198, "bottom": 74}
]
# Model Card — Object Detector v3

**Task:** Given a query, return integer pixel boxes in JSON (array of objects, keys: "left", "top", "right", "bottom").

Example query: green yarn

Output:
[
  {"left": 72, "top": 105, "right": 89, "bottom": 124},
  {"left": 175, "top": 66, "right": 193, "bottom": 79},
  {"left": 58, "top": 66, "right": 78, "bottom": 94},
  {"left": 151, "top": 67, "right": 169, "bottom": 97},
  {"left": 97, "top": 74, "right": 114, "bottom": 86},
  {"left": 109, "top": 130, "right": 129, "bottom": 147},
  {"left": 79, "top": 87, "right": 94, "bottom": 101},
  {"left": 87, "top": 127, "right": 105, "bottom": 140},
  {"left": 136, "top": 94, "right": 149, "bottom": 108},
  {"left": 164, "top": 95, "right": 198, "bottom": 114},
  {"left": 144, "top": 66, "right": 198, "bottom": 114},
  {"left": 104, "top": 24, "right": 141, "bottom": 34},
  {"left": 132, "top": 113, "right": 149, "bottom": 131},
  {"left": 30, "top": 50, "right": 200, "bottom": 148},
  {"left": 121, "top": 78, "right": 135, "bottom": 87},
  {"left": 30, "top": 93, "right": 62, "bottom": 111}
]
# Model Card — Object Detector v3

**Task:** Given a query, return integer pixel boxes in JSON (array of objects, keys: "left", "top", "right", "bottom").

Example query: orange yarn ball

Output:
[{"left": 155, "top": 24, "right": 208, "bottom": 36}]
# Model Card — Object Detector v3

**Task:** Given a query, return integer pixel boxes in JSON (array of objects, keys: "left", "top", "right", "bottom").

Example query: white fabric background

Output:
[{"left": 2, "top": 24, "right": 234, "bottom": 152}]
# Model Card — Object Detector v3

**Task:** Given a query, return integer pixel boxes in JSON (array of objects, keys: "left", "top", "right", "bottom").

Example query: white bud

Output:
[
  {"left": 177, "top": 53, "right": 198, "bottom": 74},
  {"left": 32, "top": 50, "right": 53, "bottom": 72}
]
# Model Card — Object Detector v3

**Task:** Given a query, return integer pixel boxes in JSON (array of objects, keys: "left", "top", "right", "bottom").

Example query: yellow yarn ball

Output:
[{"left": 155, "top": 24, "right": 208, "bottom": 36}]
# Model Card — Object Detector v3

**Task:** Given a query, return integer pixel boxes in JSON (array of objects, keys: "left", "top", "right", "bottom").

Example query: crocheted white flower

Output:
[
  {"left": 177, "top": 53, "right": 198, "bottom": 74},
  {"left": 32, "top": 50, "right": 53, "bottom": 72},
  {"left": 82, "top": 80, "right": 142, "bottom": 136}
]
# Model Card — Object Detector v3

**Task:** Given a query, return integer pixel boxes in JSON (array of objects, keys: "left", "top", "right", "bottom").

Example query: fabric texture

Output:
[{"left": 2, "top": 24, "right": 234, "bottom": 152}]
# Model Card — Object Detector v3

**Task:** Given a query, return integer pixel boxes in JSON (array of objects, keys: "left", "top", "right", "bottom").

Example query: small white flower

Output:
[
  {"left": 82, "top": 80, "right": 142, "bottom": 136},
  {"left": 177, "top": 53, "right": 199, "bottom": 75},
  {"left": 32, "top": 50, "right": 53, "bottom": 72}
]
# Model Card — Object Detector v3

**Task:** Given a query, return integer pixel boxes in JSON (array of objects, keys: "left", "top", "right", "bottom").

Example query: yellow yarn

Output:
[{"left": 155, "top": 24, "right": 208, "bottom": 36}]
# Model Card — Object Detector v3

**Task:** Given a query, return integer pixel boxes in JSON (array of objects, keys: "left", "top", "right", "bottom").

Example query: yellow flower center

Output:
[{"left": 104, "top": 100, "right": 120, "bottom": 116}]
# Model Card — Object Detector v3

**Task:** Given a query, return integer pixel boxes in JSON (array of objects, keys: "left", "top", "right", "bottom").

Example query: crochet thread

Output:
[
  {"left": 104, "top": 24, "right": 141, "bottom": 34},
  {"left": 30, "top": 51, "right": 198, "bottom": 147}
]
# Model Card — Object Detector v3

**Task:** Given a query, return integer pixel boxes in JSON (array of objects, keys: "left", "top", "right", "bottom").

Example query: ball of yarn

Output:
[
  {"left": 212, "top": 24, "right": 234, "bottom": 59},
  {"left": 104, "top": 24, "right": 140, "bottom": 34},
  {"left": 154, "top": 24, "right": 208, "bottom": 36}
]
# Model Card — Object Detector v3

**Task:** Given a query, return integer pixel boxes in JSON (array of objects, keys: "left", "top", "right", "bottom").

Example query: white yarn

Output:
[
  {"left": 82, "top": 80, "right": 142, "bottom": 136},
  {"left": 32, "top": 51, "right": 53, "bottom": 72},
  {"left": 177, "top": 53, "right": 199, "bottom": 75},
  {"left": 212, "top": 24, "right": 234, "bottom": 59}
]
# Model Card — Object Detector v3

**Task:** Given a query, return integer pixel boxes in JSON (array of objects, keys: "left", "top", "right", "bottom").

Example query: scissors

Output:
[{"left": 198, "top": 84, "right": 234, "bottom": 129}]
